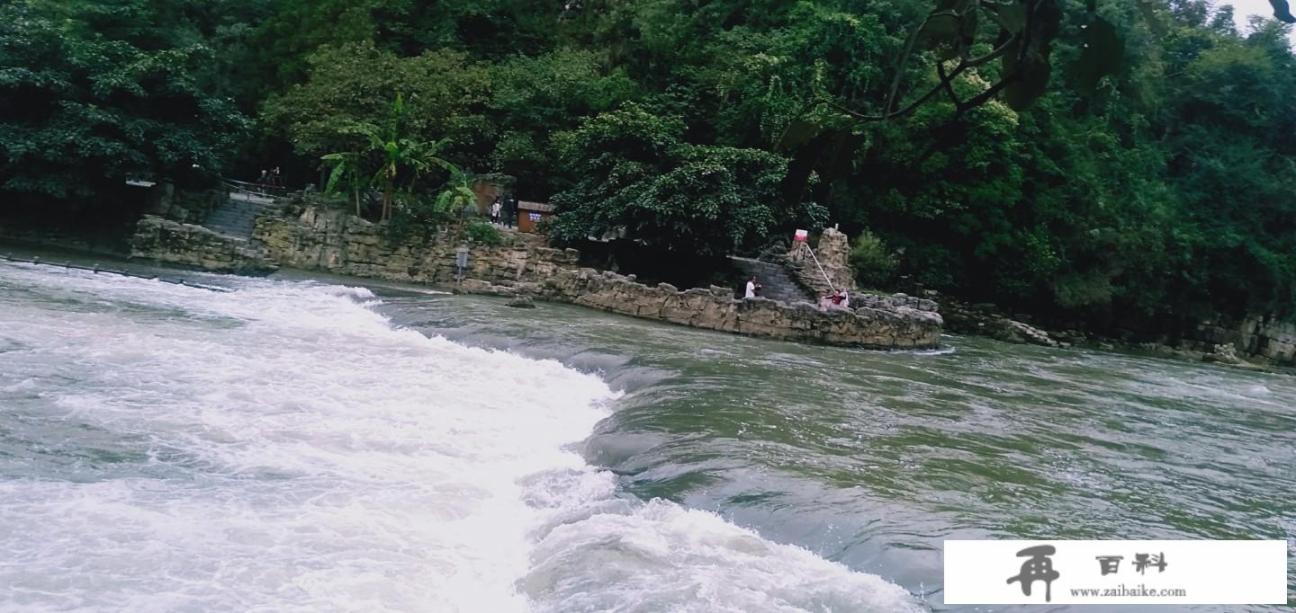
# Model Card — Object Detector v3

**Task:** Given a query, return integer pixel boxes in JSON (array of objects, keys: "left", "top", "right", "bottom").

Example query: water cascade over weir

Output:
[{"left": 0, "top": 259, "right": 923, "bottom": 612}]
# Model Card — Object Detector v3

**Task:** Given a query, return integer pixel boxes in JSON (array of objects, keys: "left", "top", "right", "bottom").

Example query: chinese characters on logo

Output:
[
  {"left": 1096, "top": 555, "right": 1123, "bottom": 575},
  {"left": 1097, "top": 552, "right": 1167, "bottom": 575},
  {"left": 1133, "top": 552, "right": 1168, "bottom": 574},
  {"left": 1007, "top": 545, "right": 1060, "bottom": 602}
]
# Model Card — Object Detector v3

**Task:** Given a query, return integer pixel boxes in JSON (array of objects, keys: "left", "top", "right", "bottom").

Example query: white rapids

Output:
[{"left": 0, "top": 261, "right": 921, "bottom": 612}]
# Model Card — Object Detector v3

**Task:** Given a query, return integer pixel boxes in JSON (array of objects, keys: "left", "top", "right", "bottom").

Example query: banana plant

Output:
[
  {"left": 432, "top": 163, "right": 478, "bottom": 217},
  {"left": 321, "top": 93, "right": 458, "bottom": 221},
  {"left": 320, "top": 150, "right": 368, "bottom": 216}
]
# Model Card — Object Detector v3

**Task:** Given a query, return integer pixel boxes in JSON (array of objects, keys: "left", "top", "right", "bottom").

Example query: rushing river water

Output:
[{"left": 1, "top": 258, "right": 1292, "bottom": 611}]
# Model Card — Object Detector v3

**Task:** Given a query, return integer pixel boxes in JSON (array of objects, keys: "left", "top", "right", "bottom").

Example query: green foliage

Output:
[
  {"left": 849, "top": 231, "right": 899, "bottom": 289},
  {"left": 899, "top": 0, "right": 1124, "bottom": 114},
  {"left": 434, "top": 174, "right": 478, "bottom": 218},
  {"left": 488, "top": 48, "right": 638, "bottom": 198},
  {"left": 383, "top": 176, "right": 476, "bottom": 244},
  {"left": 1071, "top": 14, "right": 1125, "bottom": 95},
  {"left": 550, "top": 106, "right": 790, "bottom": 257},
  {"left": 319, "top": 94, "right": 460, "bottom": 220},
  {"left": 261, "top": 41, "right": 489, "bottom": 160},
  {"left": 0, "top": 0, "right": 249, "bottom": 205},
  {"left": 252, "top": 0, "right": 380, "bottom": 90},
  {"left": 466, "top": 221, "right": 503, "bottom": 246},
  {"left": 321, "top": 150, "right": 369, "bottom": 215},
  {"left": 8, "top": 0, "right": 1296, "bottom": 335}
]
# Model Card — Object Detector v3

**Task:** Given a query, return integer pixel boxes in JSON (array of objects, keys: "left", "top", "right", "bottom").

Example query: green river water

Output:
[
  {"left": 0, "top": 256, "right": 1291, "bottom": 611},
  {"left": 384, "top": 290, "right": 1296, "bottom": 611}
]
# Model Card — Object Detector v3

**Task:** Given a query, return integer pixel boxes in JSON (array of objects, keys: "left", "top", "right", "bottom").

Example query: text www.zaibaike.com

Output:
[{"left": 1069, "top": 584, "right": 1188, "bottom": 598}]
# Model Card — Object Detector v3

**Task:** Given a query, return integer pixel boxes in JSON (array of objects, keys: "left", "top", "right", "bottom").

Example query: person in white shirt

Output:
[
  {"left": 840, "top": 289, "right": 849, "bottom": 309},
  {"left": 744, "top": 276, "right": 760, "bottom": 299}
]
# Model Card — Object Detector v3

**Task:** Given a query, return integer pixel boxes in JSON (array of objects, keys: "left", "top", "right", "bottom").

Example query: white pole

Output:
[{"left": 802, "top": 242, "right": 836, "bottom": 293}]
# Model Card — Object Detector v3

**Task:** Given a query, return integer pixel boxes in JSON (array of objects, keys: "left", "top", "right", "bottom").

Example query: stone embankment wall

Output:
[
  {"left": 130, "top": 215, "right": 275, "bottom": 274},
  {"left": 254, "top": 206, "right": 580, "bottom": 286},
  {"left": 1191, "top": 316, "right": 1296, "bottom": 365},
  {"left": 933, "top": 290, "right": 1296, "bottom": 366},
  {"left": 252, "top": 207, "right": 943, "bottom": 349},
  {"left": 1239, "top": 317, "right": 1296, "bottom": 364},
  {"left": 514, "top": 271, "right": 941, "bottom": 349}
]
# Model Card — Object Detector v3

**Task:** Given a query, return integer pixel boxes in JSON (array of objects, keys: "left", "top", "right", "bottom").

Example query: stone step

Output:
[
  {"left": 207, "top": 212, "right": 254, "bottom": 221},
  {"left": 208, "top": 210, "right": 260, "bottom": 220},
  {"left": 209, "top": 216, "right": 256, "bottom": 224},
  {"left": 207, "top": 215, "right": 255, "bottom": 224},
  {"left": 202, "top": 199, "right": 264, "bottom": 238},
  {"left": 729, "top": 257, "right": 813, "bottom": 304}
]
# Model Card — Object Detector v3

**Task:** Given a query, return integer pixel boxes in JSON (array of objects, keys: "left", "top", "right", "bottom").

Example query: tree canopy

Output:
[
  {"left": 0, "top": 0, "right": 249, "bottom": 204},
  {"left": 549, "top": 105, "right": 807, "bottom": 256},
  {"left": 3, "top": 0, "right": 1296, "bottom": 335}
]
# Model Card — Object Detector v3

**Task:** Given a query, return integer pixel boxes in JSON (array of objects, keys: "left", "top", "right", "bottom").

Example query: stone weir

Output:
[{"left": 132, "top": 205, "right": 943, "bottom": 350}]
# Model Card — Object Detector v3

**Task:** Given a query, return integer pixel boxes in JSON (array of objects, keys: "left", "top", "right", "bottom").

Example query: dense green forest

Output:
[{"left": 2, "top": 0, "right": 1295, "bottom": 335}]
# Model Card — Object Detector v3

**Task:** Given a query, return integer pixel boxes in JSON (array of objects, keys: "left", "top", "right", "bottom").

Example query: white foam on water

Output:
[
  {"left": 519, "top": 469, "right": 924, "bottom": 612},
  {"left": 0, "top": 263, "right": 921, "bottom": 612}
]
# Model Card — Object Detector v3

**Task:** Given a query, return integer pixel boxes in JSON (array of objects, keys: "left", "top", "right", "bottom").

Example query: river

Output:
[{"left": 1, "top": 259, "right": 1292, "bottom": 611}]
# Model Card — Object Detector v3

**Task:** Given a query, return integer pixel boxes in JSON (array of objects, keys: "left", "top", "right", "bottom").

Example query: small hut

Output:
[{"left": 516, "top": 201, "right": 555, "bottom": 233}]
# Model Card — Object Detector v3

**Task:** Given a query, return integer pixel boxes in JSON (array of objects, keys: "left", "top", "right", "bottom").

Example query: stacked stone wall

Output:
[
  {"left": 252, "top": 207, "right": 943, "bottom": 349},
  {"left": 129, "top": 215, "right": 274, "bottom": 274}
]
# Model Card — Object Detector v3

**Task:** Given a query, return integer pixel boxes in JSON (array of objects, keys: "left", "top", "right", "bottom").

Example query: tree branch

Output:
[
  {"left": 936, "top": 61, "right": 962, "bottom": 107},
  {"left": 955, "top": 76, "right": 1014, "bottom": 116},
  {"left": 885, "top": 17, "right": 926, "bottom": 114},
  {"left": 826, "top": 78, "right": 948, "bottom": 122}
]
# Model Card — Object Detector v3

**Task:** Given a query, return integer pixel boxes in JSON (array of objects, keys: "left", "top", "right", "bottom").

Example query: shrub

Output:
[
  {"left": 850, "top": 230, "right": 899, "bottom": 289},
  {"left": 534, "top": 216, "right": 554, "bottom": 235},
  {"left": 466, "top": 221, "right": 503, "bottom": 246},
  {"left": 383, "top": 192, "right": 452, "bottom": 244}
]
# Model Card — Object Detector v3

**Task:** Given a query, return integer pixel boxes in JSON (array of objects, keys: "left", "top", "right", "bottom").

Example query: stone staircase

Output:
[
  {"left": 202, "top": 191, "right": 275, "bottom": 240},
  {"left": 729, "top": 256, "right": 813, "bottom": 304}
]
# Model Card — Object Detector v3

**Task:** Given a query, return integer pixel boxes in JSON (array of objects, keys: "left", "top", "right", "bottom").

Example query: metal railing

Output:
[{"left": 221, "top": 178, "right": 290, "bottom": 200}]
